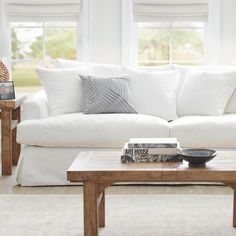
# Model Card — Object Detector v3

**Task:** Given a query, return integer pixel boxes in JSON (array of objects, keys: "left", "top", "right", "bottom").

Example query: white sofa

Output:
[{"left": 16, "top": 61, "right": 236, "bottom": 186}]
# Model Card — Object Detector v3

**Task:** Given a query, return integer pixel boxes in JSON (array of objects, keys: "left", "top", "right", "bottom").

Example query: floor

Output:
[{"left": 0, "top": 166, "right": 233, "bottom": 195}]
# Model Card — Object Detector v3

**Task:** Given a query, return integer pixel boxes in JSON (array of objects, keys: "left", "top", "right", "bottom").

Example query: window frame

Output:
[
  {"left": 9, "top": 0, "right": 91, "bottom": 70},
  {"left": 121, "top": 0, "right": 221, "bottom": 67},
  {"left": 11, "top": 22, "right": 78, "bottom": 66},
  {"left": 137, "top": 22, "right": 205, "bottom": 66},
  {"left": 10, "top": 22, "right": 78, "bottom": 88}
]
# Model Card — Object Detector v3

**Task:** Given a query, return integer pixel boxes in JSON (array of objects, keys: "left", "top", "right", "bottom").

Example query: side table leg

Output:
[
  {"left": 1, "top": 109, "right": 12, "bottom": 175},
  {"left": 12, "top": 107, "right": 21, "bottom": 166},
  {"left": 84, "top": 181, "right": 98, "bottom": 236},
  {"left": 98, "top": 191, "right": 105, "bottom": 228},
  {"left": 12, "top": 128, "right": 17, "bottom": 166}
]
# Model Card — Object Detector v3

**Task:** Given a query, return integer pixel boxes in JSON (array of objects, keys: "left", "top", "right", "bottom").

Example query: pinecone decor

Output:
[{"left": 0, "top": 61, "right": 9, "bottom": 82}]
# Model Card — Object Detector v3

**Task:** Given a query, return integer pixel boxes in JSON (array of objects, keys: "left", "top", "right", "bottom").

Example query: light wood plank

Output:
[
  {"left": 0, "top": 95, "right": 26, "bottom": 109},
  {"left": 84, "top": 181, "right": 98, "bottom": 236},
  {"left": 0, "top": 96, "right": 25, "bottom": 174},
  {"left": 67, "top": 151, "right": 236, "bottom": 183},
  {"left": 97, "top": 182, "right": 113, "bottom": 194},
  {"left": 1, "top": 109, "right": 12, "bottom": 175},
  {"left": 12, "top": 107, "right": 21, "bottom": 165},
  {"left": 12, "top": 128, "right": 17, "bottom": 166},
  {"left": 98, "top": 191, "right": 105, "bottom": 228},
  {"left": 233, "top": 189, "right": 236, "bottom": 227}
]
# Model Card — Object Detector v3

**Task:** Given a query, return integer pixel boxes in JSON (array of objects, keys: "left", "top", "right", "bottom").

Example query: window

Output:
[
  {"left": 137, "top": 22, "right": 205, "bottom": 66},
  {"left": 11, "top": 22, "right": 77, "bottom": 90}
]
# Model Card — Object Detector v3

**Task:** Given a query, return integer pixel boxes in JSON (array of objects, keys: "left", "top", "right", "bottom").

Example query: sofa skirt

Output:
[
  {"left": 16, "top": 146, "right": 118, "bottom": 186},
  {"left": 16, "top": 146, "right": 236, "bottom": 186}
]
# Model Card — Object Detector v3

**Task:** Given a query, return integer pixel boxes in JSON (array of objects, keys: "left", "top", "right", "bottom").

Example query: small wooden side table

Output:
[{"left": 0, "top": 95, "right": 27, "bottom": 175}]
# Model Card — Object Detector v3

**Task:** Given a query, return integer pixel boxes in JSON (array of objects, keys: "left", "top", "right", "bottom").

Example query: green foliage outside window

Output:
[
  {"left": 138, "top": 23, "right": 204, "bottom": 66},
  {"left": 11, "top": 23, "right": 77, "bottom": 88}
]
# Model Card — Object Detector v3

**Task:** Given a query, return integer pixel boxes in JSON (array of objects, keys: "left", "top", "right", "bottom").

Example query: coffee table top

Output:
[{"left": 67, "top": 151, "right": 236, "bottom": 183}]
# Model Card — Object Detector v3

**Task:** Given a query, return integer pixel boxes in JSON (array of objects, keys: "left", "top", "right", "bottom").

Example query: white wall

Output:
[
  {"left": 89, "top": 0, "right": 122, "bottom": 64},
  {"left": 220, "top": 0, "right": 236, "bottom": 65},
  {"left": 89, "top": 0, "right": 236, "bottom": 66},
  {"left": 0, "top": 0, "right": 11, "bottom": 70}
]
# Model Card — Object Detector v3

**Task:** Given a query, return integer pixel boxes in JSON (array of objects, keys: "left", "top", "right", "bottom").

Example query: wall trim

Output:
[
  {"left": 204, "top": 0, "right": 221, "bottom": 65},
  {"left": 78, "top": 0, "right": 91, "bottom": 62},
  {"left": 121, "top": 0, "right": 137, "bottom": 66}
]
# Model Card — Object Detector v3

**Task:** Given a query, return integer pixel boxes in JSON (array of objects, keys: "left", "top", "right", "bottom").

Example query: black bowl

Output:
[{"left": 177, "top": 149, "right": 216, "bottom": 167}]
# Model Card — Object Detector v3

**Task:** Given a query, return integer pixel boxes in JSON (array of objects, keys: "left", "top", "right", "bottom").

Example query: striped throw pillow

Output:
[{"left": 80, "top": 75, "right": 136, "bottom": 114}]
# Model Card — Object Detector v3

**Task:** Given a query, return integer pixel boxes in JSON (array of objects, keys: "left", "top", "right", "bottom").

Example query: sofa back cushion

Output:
[
  {"left": 90, "top": 63, "right": 122, "bottom": 77},
  {"left": 55, "top": 59, "right": 122, "bottom": 77},
  {"left": 55, "top": 59, "right": 86, "bottom": 68},
  {"left": 36, "top": 66, "right": 91, "bottom": 116},
  {"left": 174, "top": 65, "right": 236, "bottom": 114},
  {"left": 55, "top": 59, "right": 173, "bottom": 76},
  {"left": 122, "top": 66, "right": 181, "bottom": 121},
  {"left": 177, "top": 70, "right": 236, "bottom": 116}
]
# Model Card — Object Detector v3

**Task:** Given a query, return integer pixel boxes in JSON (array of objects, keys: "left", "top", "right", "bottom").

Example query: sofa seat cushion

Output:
[
  {"left": 170, "top": 114, "right": 236, "bottom": 148},
  {"left": 17, "top": 113, "right": 170, "bottom": 148}
]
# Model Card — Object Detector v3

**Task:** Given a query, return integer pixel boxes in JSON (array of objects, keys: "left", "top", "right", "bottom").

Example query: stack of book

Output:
[{"left": 121, "top": 138, "right": 182, "bottom": 163}]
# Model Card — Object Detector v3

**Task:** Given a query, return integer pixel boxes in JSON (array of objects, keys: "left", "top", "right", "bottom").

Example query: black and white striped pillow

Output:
[{"left": 80, "top": 75, "right": 136, "bottom": 114}]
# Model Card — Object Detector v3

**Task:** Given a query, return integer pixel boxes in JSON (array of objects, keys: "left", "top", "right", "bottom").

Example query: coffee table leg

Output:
[
  {"left": 84, "top": 181, "right": 98, "bottom": 236},
  {"left": 99, "top": 191, "right": 105, "bottom": 228},
  {"left": 225, "top": 183, "right": 236, "bottom": 227},
  {"left": 233, "top": 188, "right": 236, "bottom": 227}
]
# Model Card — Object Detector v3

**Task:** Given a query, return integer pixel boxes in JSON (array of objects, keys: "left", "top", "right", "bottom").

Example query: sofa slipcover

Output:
[
  {"left": 17, "top": 113, "right": 170, "bottom": 148},
  {"left": 16, "top": 62, "right": 236, "bottom": 186},
  {"left": 170, "top": 114, "right": 236, "bottom": 148}
]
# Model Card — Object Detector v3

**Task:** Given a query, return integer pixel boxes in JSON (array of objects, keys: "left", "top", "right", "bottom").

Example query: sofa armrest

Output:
[{"left": 22, "top": 90, "right": 49, "bottom": 120}]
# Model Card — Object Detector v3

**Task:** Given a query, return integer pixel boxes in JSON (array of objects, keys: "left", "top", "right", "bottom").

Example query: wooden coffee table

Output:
[{"left": 67, "top": 151, "right": 236, "bottom": 236}]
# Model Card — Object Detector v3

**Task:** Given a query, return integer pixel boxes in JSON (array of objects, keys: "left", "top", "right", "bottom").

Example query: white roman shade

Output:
[
  {"left": 5, "top": 0, "right": 80, "bottom": 22},
  {"left": 133, "top": 0, "right": 209, "bottom": 22}
]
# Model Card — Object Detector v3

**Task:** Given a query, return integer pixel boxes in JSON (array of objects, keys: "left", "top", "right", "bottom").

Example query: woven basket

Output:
[{"left": 0, "top": 61, "right": 9, "bottom": 82}]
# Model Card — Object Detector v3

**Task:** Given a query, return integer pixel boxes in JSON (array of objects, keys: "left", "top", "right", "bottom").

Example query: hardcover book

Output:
[
  {"left": 128, "top": 138, "right": 178, "bottom": 149},
  {"left": 122, "top": 143, "right": 179, "bottom": 155},
  {"left": 121, "top": 153, "right": 182, "bottom": 163}
]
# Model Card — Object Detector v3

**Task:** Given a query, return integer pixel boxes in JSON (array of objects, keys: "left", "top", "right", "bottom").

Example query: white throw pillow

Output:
[
  {"left": 90, "top": 63, "right": 122, "bottom": 77},
  {"left": 36, "top": 66, "right": 90, "bottom": 116},
  {"left": 136, "top": 64, "right": 173, "bottom": 72},
  {"left": 55, "top": 58, "right": 86, "bottom": 68},
  {"left": 122, "top": 66, "right": 181, "bottom": 121},
  {"left": 174, "top": 65, "right": 236, "bottom": 110},
  {"left": 173, "top": 65, "right": 236, "bottom": 96},
  {"left": 177, "top": 70, "right": 236, "bottom": 116},
  {"left": 55, "top": 59, "right": 122, "bottom": 77}
]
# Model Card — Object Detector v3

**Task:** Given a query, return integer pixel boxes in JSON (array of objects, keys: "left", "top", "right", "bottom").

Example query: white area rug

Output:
[{"left": 0, "top": 194, "right": 236, "bottom": 236}]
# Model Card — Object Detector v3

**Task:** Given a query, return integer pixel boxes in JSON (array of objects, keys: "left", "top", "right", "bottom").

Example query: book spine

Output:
[
  {"left": 123, "top": 147, "right": 177, "bottom": 155},
  {"left": 128, "top": 143, "right": 178, "bottom": 149},
  {"left": 121, "top": 153, "right": 182, "bottom": 163}
]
